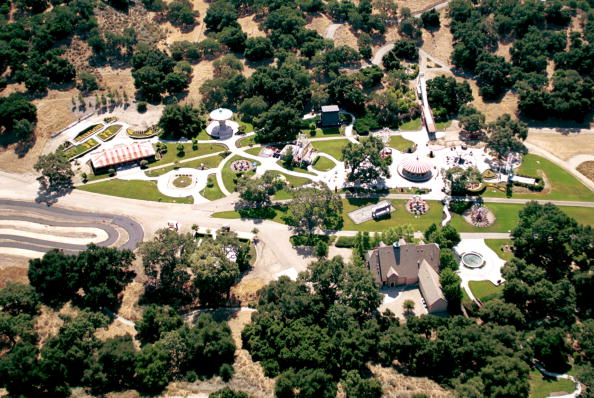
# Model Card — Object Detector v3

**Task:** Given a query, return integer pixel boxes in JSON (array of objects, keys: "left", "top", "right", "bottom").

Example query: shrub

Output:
[
  {"left": 108, "top": 168, "right": 116, "bottom": 176},
  {"left": 140, "top": 160, "right": 149, "bottom": 169},
  {"left": 137, "top": 101, "right": 147, "bottom": 112},
  {"left": 315, "top": 241, "right": 329, "bottom": 258},
  {"left": 449, "top": 200, "right": 472, "bottom": 214},
  {"left": 335, "top": 236, "right": 356, "bottom": 248}
]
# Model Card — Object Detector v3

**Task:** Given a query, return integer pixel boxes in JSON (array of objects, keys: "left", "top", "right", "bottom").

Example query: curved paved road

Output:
[{"left": 0, "top": 199, "right": 143, "bottom": 253}]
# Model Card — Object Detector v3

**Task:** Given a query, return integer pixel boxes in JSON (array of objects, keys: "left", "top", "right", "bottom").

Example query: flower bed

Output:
[
  {"left": 97, "top": 124, "right": 123, "bottom": 142},
  {"left": 63, "top": 138, "right": 100, "bottom": 160},
  {"left": 127, "top": 126, "right": 161, "bottom": 139},
  {"left": 73, "top": 124, "right": 104, "bottom": 143}
]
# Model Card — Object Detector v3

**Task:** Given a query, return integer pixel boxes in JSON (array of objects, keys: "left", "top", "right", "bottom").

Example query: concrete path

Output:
[
  {"left": 324, "top": 23, "right": 343, "bottom": 40},
  {"left": 454, "top": 239, "right": 506, "bottom": 301},
  {"left": 532, "top": 361, "right": 582, "bottom": 398}
]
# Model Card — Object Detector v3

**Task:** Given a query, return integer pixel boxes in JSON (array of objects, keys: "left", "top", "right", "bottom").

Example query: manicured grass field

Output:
[
  {"left": 200, "top": 174, "right": 225, "bottom": 200},
  {"left": 237, "top": 135, "right": 257, "bottom": 147},
  {"left": 341, "top": 198, "right": 443, "bottom": 232},
  {"left": 529, "top": 370, "right": 575, "bottom": 398},
  {"left": 312, "top": 156, "right": 336, "bottom": 172},
  {"left": 468, "top": 280, "right": 503, "bottom": 302},
  {"left": 388, "top": 135, "right": 415, "bottom": 152},
  {"left": 483, "top": 154, "right": 594, "bottom": 201},
  {"left": 77, "top": 179, "right": 193, "bottom": 204},
  {"left": 244, "top": 147, "right": 262, "bottom": 156},
  {"left": 435, "top": 120, "right": 452, "bottom": 129},
  {"left": 145, "top": 154, "right": 224, "bottom": 177},
  {"left": 222, "top": 156, "right": 260, "bottom": 193},
  {"left": 485, "top": 239, "right": 514, "bottom": 262},
  {"left": 450, "top": 203, "right": 594, "bottom": 233},
  {"left": 151, "top": 142, "right": 226, "bottom": 168},
  {"left": 311, "top": 139, "right": 349, "bottom": 161},
  {"left": 303, "top": 126, "right": 343, "bottom": 138},
  {"left": 399, "top": 118, "right": 421, "bottom": 131}
]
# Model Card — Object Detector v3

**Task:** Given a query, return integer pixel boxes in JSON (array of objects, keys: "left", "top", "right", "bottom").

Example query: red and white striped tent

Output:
[{"left": 91, "top": 142, "right": 156, "bottom": 170}]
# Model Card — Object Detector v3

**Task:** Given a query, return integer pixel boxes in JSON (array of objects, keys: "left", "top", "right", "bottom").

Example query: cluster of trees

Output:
[
  {"left": 448, "top": 0, "right": 593, "bottom": 122},
  {"left": 131, "top": 45, "right": 191, "bottom": 102},
  {"left": 325, "top": 0, "right": 386, "bottom": 34},
  {"left": 139, "top": 228, "right": 252, "bottom": 308},
  {"left": 444, "top": 166, "right": 483, "bottom": 195},
  {"left": 242, "top": 256, "right": 384, "bottom": 397},
  {"left": 426, "top": 76, "right": 472, "bottom": 121},
  {"left": 0, "top": 94, "right": 37, "bottom": 140},
  {"left": 28, "top": 245, "right": 135, "bottom": 311},
  {"left": 0, "top": 290, "right": 235, "bottom": 397},
  {"left": 158, "top": 103, "right": 206, "bottom": 139},
  {"left": 342, "top": 136, "right": 391, "bottom": 186}
]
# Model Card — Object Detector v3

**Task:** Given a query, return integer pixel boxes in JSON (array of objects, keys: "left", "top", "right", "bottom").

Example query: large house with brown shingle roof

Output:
[{"left": 365, "top": 239, "right": 447, "bottom": 313}]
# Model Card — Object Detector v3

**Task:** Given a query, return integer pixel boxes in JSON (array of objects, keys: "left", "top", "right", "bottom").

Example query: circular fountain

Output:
[{"left": 462, "top": 252, "right": 485, "bottom": 269}]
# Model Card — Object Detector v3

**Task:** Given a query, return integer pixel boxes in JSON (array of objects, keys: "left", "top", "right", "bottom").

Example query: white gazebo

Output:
[{"left": 206, "top": 108, "right": 239, "bottom": 138}]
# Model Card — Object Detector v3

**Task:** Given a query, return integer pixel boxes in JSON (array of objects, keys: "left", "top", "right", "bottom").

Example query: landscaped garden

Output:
[
  {"left": 63, "top": 138, "right": 100, "bottom": 160},
  {"left": 200, "top": 174, "right": 225, "bottom": 200},
  {"left": 468, "top": 280, "right": 503, "bottom": 302},
  {"left": 172, "top": 175, "right": 192, "bottom": 188},
  {"left": 483, "top": 154, "right": 594, "bottom": 201},
  {"left": 97, "top": 124, "right": 122, "bottom": 141},
  {"left": 151, "top": 142, "right": 227, "bottom": 168},
  {"left": 311, "top": 139, "right": 349, "bottom": 161},
  {"left": 126, "top": 126, "right": 161, "bottom": 139},
  {"left": 237, "top": 135, "right": 256, "bottom": 147},
  {"left": 73, "top": 124, "right": 103, "bottom": 143},
  {"left": 312, "top": 156, "right": 336, "bottom": 172},
  {"left": 269, "top": 171, "right": 312, "bottom": 200},
  {"left": 222, "top": 156, "right": 260, "bottom": 192},
  {"left": 77, "top": 179, "right": 193, "bottom": 203}
]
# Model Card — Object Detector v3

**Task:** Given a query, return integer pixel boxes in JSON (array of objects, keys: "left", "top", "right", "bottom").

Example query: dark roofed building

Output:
[
  {"left": 321, "top": 105, "right": 340, "bottom": 127},
  {"left": 365, "top": 239, "right": 447, "bottom": 313}
]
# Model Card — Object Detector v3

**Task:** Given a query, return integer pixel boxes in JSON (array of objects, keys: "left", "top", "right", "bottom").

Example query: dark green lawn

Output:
[
  {"left": 151, "top": 142, "right": 227, "bottom": 168},
  {"left": 77, "top": 179, "right": 193, "bottom": 203},
  {"left": 311, "top": 139, "right": 349, "bottom": 161},
  {"left": 468, "top": 280, "right": 503, "bottom": 302},
  {"left": 200, "top": 174, "right": 225, "bottom": 201}
]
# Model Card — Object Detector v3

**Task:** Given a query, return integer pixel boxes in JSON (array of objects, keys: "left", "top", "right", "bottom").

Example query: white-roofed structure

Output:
[
  {"left": 398, "top": 156, "right": 433, "bottom": 182},
  {"left": 90, "top": 142, "right": 156, "bottom": 172}
]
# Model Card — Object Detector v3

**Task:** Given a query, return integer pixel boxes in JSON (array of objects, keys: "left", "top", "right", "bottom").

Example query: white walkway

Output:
[{"left": 454, "top": 239, "right": 506, "bottom": 302}]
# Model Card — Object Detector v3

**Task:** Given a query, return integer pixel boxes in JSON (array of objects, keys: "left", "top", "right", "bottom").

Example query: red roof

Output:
[{"left": 91, "top": 142, "right": 156, "bottom": 169}]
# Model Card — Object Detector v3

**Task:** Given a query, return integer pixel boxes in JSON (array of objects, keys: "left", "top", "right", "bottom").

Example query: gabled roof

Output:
[
  {"left": 418, "top": 260, "right": 447, "bottom": 307},
  {"left": 366, "top": 241, "right": 440, "bottom": 284}
]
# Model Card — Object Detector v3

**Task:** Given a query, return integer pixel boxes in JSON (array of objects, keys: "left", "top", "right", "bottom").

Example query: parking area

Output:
[{"left": 379, "top": 285, "right": 428, "bottom": 318}]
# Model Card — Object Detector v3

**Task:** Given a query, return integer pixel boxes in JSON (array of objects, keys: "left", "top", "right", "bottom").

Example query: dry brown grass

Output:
[
  {"left": 0, "top": 264, "right": 28, "bottom": 286},
  {"left": 239, "top": 15, "right": 266, "bottom": 38},
  {"left": 35, "top": 303, "right": 79, "bottom": 347},
  {"left": 401, "top": 0, "right": 445, "bottom": 14},
  {"left": 118, "top": 280, "right": 145, "bottom": 322},
  {"left": 334, "top": 26, "right": 359, "bottom": 50},
  {"left": 0, "top": 85, "right": 78, "bottom": 173},
  {"left": 459, "top": 76, "right": 519, "bottom": 123},
  {"left": 369, "top": 364, "right": 454, "bottom": 398},
  {"left": 494, "top": 41, "right": 512, "bottom": 62},
  {"left": 526, "top": 132, "right": 594, "bottom": 160},
  {"left": 421, "top": 9, "right": 453, "bottom": 64},
  {"left": 577, "top": 161, "right": 594, "bottom": 183},
  {"left": 305, "top": 14, "right": 333, "bottom": 36},
  {"left": 97, "top": 67, "right": 137, "bottom": 97},
  {"left": 184, "top": 60, "right": 215, "bottom": 104},
  {"left": 384, "top": 26, "right": 402, "bottom": 44},
  {"left": 95, "top": 319, "right": 138, "bottom": 342},
  {"left": 231, "top": 278, "right": 265, "bottom": 305}
]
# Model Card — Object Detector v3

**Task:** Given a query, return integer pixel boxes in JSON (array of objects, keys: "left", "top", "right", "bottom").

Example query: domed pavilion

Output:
[{"left": 398, "top": 156, "right": 433, "bottom": 182}]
